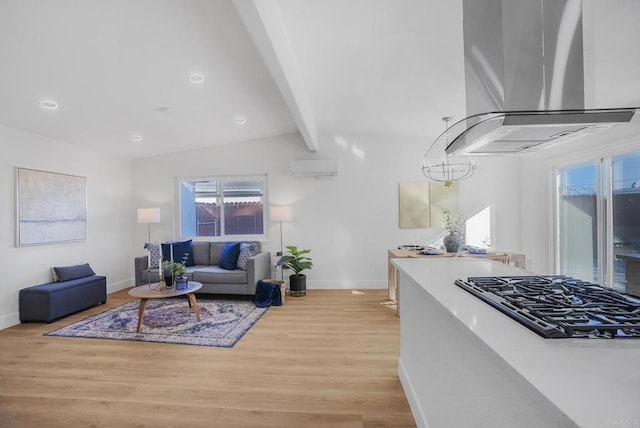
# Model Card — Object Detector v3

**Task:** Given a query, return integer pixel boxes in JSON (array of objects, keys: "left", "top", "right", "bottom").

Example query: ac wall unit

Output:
[{"left": 289, "top": 159, "right": 338, "bottom": 177}]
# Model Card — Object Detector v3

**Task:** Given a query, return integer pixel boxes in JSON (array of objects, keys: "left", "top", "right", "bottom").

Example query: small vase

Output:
[
  {"left": 443, "top": 231, "right": 464, "bottom": 253},
  {"left": 163, "top": 269, "right": 174, "bottom": 287},
  {"left": 175, "top": 276, "right": 188, "bottom": 290}
]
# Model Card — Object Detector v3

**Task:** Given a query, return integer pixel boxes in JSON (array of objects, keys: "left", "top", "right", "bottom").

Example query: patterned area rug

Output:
[{"left": 46, "top": 297, "right": 268, "bottom": 347}]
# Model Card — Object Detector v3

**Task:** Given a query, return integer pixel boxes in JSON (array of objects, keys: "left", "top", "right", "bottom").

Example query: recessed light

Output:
[
  {"left": 131, "top": 135, "right": 143, "bottom": 143},
  {"left": 40, "top": 100, "right": 58, "bottom": 110},
  {"left": 235, "top": 116, "right": 247, "bottom": 125},
  {"left": 188, "top": 73, "right": 204, "bottom": 83}
]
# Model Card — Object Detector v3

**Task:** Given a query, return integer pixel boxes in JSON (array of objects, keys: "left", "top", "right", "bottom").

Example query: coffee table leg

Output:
[
  {"left": 187, "top": 293, "right": 200, "bottom": 322},
  {"left": 137, "top": 298, "right": 149, "bottom": 333}
]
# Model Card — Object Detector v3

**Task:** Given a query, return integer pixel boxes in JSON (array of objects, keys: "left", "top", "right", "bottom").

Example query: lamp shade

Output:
[
  {"left": 137, "top": 207, "right": 161, "bottom": 224},
  {"left": 270, "top": 206, "right": 292, "bottom": 222}
]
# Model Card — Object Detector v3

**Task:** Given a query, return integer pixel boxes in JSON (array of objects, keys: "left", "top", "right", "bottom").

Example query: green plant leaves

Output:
[{"left": 277, "top": 245, "right": 313, "bottom": 275}]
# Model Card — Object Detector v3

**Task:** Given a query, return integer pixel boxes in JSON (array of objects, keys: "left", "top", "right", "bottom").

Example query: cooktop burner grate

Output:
[{"left": 455, "top": 275, "right": 640, "bottom": 338}]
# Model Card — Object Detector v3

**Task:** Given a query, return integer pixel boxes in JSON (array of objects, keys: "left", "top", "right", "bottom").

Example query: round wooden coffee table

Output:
[{"left": 128, "top": 281, "right": 202, "bottom": 332}]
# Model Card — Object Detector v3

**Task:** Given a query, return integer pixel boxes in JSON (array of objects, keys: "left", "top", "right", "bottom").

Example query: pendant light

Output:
[{"left": 422, "top": 116, "right": 476, "bottom": 187}]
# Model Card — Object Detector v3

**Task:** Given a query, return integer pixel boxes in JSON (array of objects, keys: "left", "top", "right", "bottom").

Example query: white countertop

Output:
[{"left": 393, "top": 257, "right": 640, "bottom": 428}]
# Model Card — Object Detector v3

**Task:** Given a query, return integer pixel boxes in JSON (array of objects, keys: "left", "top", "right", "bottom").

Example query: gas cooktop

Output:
[{"left": 455, "top": 275, "right": 640, "bottom": 339}]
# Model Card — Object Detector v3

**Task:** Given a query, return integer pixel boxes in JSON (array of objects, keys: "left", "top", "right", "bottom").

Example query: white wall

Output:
[
  {"left": 0, "top": 125, "right": 133, "bottom": 329},
  {"left": 132, "top": 132, "right": 525, "bottom": 289}
]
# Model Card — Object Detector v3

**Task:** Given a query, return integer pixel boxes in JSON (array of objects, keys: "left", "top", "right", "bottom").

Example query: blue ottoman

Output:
[{"left": 20, "top": 273, "right": 107, "bottom": 323}]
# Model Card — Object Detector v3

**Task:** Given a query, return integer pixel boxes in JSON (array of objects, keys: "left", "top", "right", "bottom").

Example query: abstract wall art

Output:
[
  {"left": 398, "top": 181, "right": 461, "bottom": 229},
  {"left": 15, "top": 167, "right": 87, "bottom": 246},
  {"left": 429, "top": 181, "right": 460, "bottom": 228},
  {"left": 398, "top": 181, "right": 430, "bottom": 228}
]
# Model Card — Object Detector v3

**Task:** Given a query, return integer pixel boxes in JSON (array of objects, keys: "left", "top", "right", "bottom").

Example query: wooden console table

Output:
[{"left": 387, "top": 248, "right": 526, "bottom": 315}]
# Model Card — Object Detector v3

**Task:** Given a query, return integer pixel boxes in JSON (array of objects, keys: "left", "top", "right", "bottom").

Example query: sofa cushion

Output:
[
  {"left": 219, "top": 242, "right": 241, "bottom": 270},
  {"left": 210, "top": 242, "right": 226, "bottom": 265},
  {"left": 53, "top": 263, "right": 96, "bottom": 282},
  {"left": 192, "top": 266, "right": 248, "bottom": 284},
  {"left": 237, "top": 242, "right": 259, "bottom": 270},
  {"left": 161, "top": 240, "right": 195, "bottom": 266},
  {"left": 191, "top": 241, "right": 211, "bottom": 266},
  {"left": 144, "top": 243, "right": 161, "bottom": 268}
]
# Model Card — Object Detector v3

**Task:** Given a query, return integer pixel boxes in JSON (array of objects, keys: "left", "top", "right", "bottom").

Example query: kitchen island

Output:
[{"left": 393, "top": 257, "right": 640, "bottom": 428}]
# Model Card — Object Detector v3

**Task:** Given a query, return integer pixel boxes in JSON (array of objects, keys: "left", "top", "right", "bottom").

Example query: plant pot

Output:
[
  {"left": 163, "top": 269, "right": 174, "bottom": 287},
  {"left": 443, "top": 231, "right": 465, "bottom": 253},
  {"left": 175, "top": 276, "right": 188, "bottom": 290},
  {"left": 289, "top": 274, "right": 306, "bottom": 297}
]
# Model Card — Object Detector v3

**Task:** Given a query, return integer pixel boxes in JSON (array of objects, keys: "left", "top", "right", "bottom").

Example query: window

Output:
[
  {"left": 612, "top": 151, "right": 640, "bottom": 290},
  {"left": 465, "top": 206, "right": 492, "bottom": 248},
  {"left": 555, "top": 150, "right": 640, "bottom": 291},
  {"left": 557, "top": 161, "right": 599, "bottom": 283},
  {"left": 178, "top": 175, "right": 267, "bottom": 240}
]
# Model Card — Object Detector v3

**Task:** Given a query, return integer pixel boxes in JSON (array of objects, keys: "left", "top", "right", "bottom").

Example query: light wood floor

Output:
[{"left": 0, "top": 289, "right": 415, "bottom": 428}]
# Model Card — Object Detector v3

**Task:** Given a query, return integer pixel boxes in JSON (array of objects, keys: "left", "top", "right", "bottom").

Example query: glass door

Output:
[
  {"left": 611, "top": 151, "right": 640, "bottom": 291},
  {"left": 557, "top": 162, "right": 599, "bottom": 283},
  {"left": 556, "top": 150, "right": 640, "bottom": 291}
]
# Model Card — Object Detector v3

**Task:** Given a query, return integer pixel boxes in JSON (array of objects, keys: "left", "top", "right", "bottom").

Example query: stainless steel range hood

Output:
[
  {"left": 445, "top": 108, "right": 638, "bottom": 155},
  {"left": 445, "top": 0, "right": 639, "bottom": 155}
]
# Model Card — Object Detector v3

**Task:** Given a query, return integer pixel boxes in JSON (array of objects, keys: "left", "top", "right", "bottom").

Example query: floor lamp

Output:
[
  {"left": 270, "top": 206, "right": 292, "bottom": 280},
  {"left": 137, "top": 207, "right": 161, "bottom": 243}
]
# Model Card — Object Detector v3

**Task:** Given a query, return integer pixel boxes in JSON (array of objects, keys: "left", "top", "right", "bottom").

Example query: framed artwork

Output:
[
  {"left": 15, "top": 167, "right": 87, "bottom": 246},
  {"left": 429, "top": 181, "right": 460, "bottom": 228},
  {"left": 399, "top": 182, "right": 430, "bottom": 228},
  {"left": 398, "top": 181, "right": 461, "bottom": 229}
]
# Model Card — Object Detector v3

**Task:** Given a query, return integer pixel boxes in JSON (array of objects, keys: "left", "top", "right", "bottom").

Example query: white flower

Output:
[{"left": 442, "top": 209, "right": 466, "bottom": 233}]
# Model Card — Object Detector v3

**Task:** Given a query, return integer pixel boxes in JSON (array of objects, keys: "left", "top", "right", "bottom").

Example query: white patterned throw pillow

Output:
[
  {"left": 144, "top": 243, "right": 161, "bottom": 268},
  {"left": 236, "top": 242, "right": 258, "bottom": 271}
]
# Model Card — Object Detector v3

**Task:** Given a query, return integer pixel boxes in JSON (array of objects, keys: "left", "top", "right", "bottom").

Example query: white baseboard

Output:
[
  {"left": 398, "top": 358, "right": 429, "bottom": 428},
  {"left": 107, "top": 279, "right": 132, "bottom": 294},
  {"left": 0, "top": 312, "right": 20, "bottom": 330},
  {"left": 305, "top": 279, "right": 387, "bottom": 289}
]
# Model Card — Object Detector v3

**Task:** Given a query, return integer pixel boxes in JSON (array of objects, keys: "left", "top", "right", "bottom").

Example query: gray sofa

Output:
[{"left": 134, "top": 241, "right": 271, "bottom": 295}]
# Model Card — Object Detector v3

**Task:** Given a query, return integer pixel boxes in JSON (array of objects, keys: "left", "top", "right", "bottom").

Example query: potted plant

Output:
[
  {"left": 161, "top": 253, "right": 188, "bottom": 288},
  {"left": 442, "top": 209, "right": 466, "bottom": 253},
  {"left": 277, "top": 245, "right": 312, "bottom": 296}
]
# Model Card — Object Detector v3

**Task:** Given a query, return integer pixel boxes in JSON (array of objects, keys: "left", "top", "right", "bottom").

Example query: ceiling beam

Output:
[{"left": 234, "top": 0, "right": 318, "bottom": 152}]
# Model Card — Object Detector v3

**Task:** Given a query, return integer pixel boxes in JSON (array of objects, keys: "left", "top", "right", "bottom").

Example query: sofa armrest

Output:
[
  {"left": 134, "top": 255, "right": 148, "bottom": 286},
  {"left": 247, "top": 251, "right": 271, "bottom": 294}
]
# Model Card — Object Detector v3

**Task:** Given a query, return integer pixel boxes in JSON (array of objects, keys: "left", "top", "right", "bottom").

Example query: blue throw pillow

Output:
[
  {"left": 53, "top": 263, "right": 96, "bottom": 282},
  {"left": 219, "top": 242, "right": 241, "bottom": 270},
  {"left": 161, "top": 240, "right": 195, "bottom": 266}
]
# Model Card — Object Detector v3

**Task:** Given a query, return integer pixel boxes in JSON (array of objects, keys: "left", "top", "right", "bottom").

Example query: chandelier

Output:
[{"left": 422, "top": 116, "right": 476, "bottom": 187}]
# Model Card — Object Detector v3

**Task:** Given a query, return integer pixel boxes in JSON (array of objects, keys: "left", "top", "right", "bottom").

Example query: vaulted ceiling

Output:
[
  {"left": 2, "top": 1, "right": 639, "bottom": 161},
  {"left": 0, "top": 0, "right": 467, "bottom": 159}
]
